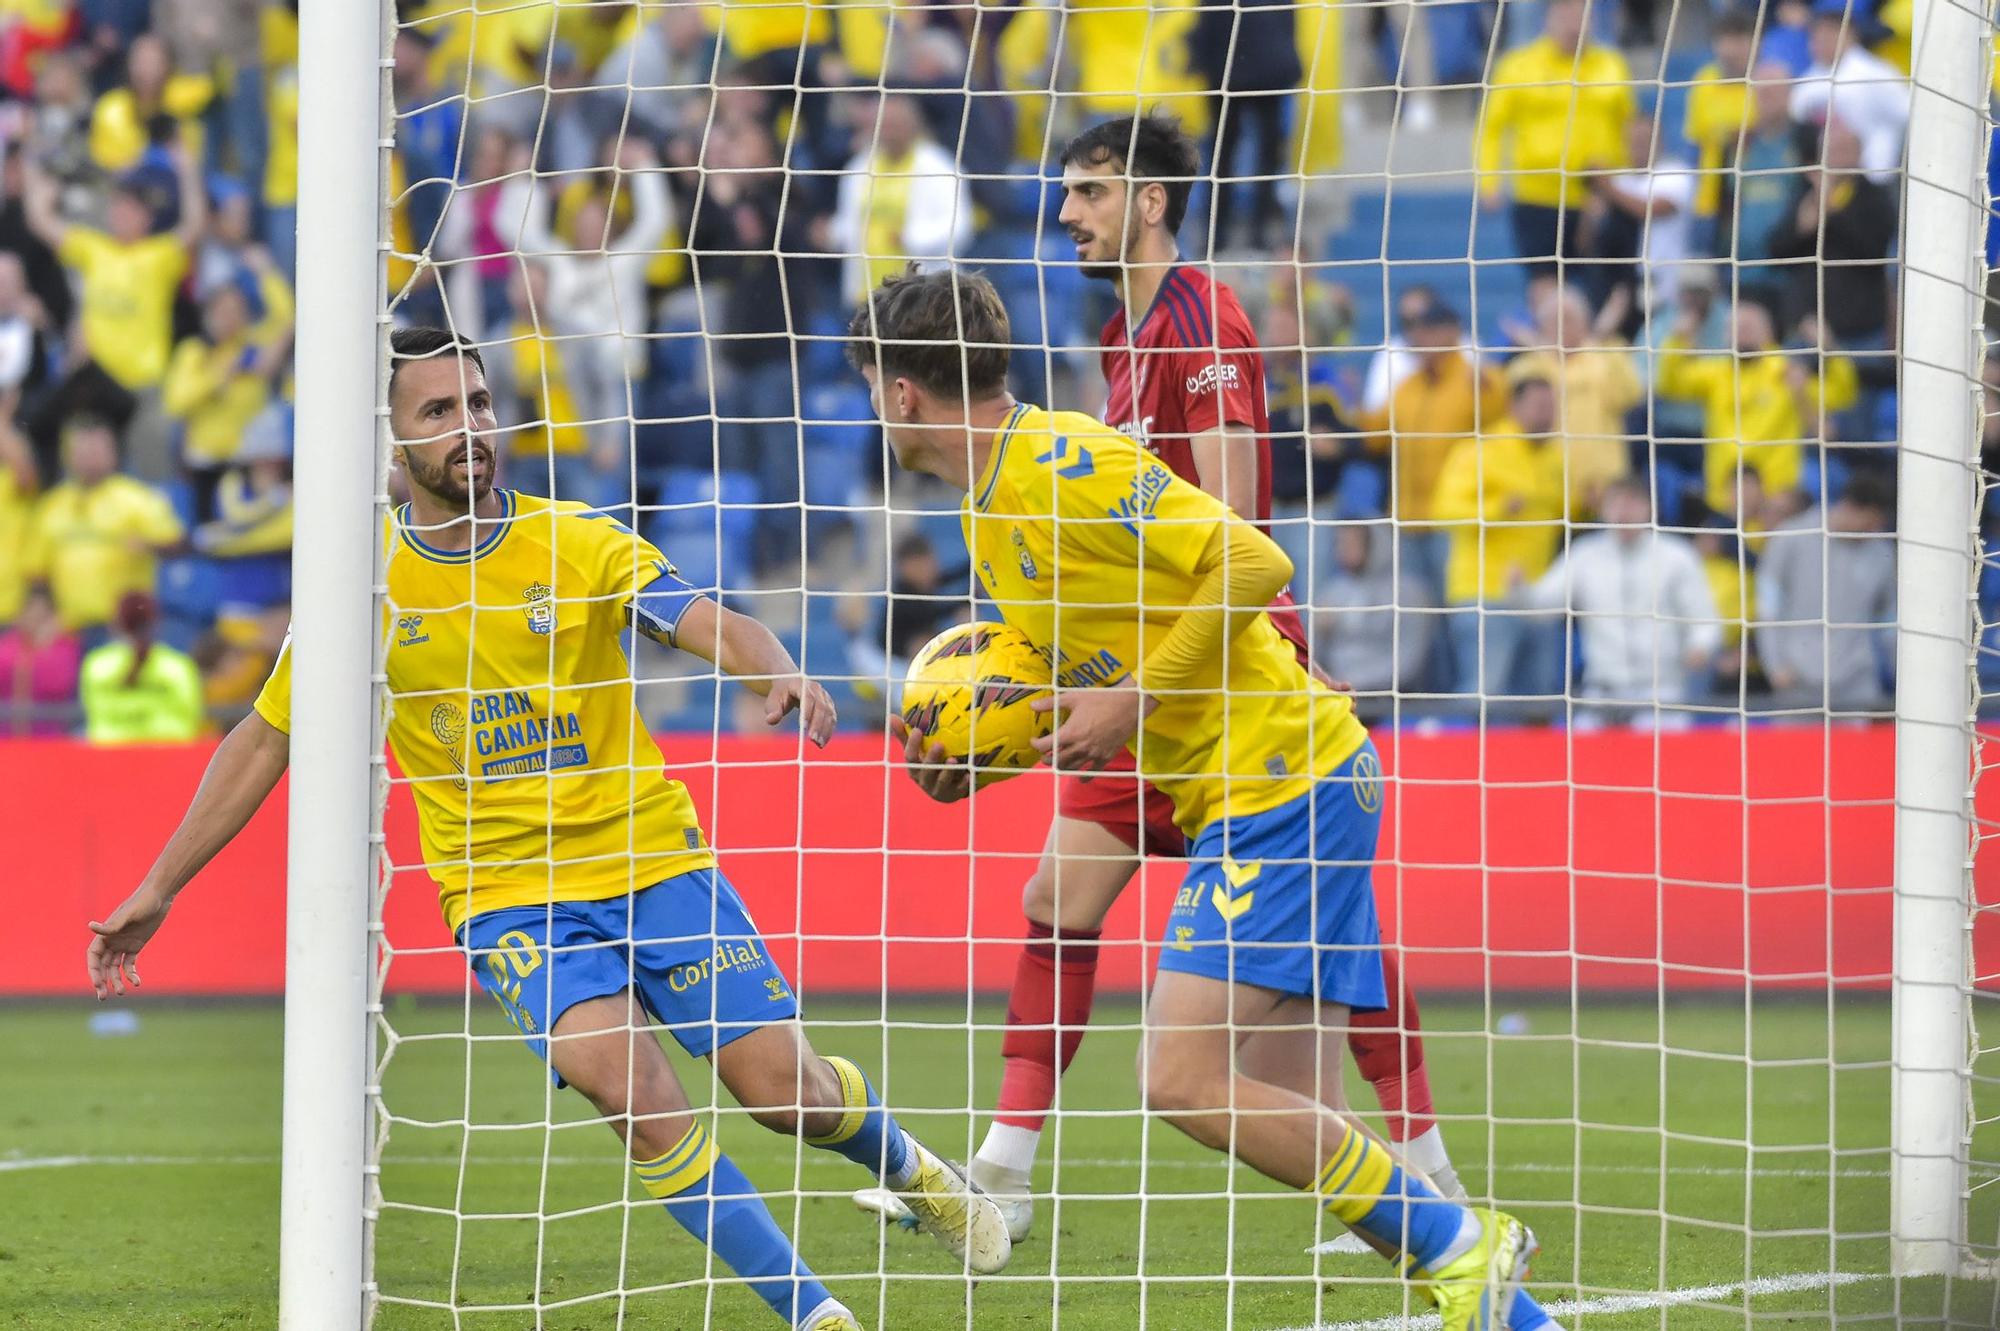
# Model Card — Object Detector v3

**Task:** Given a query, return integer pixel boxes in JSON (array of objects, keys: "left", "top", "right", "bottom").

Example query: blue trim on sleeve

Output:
[
  {"left": 575, "top": 509, "right": 641, "bottom": 538},
  {"left": 629, "top": 569, "right": 708, "bottom": 646}
]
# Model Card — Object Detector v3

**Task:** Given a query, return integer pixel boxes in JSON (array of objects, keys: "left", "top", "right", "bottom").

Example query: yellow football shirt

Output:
[
  {"left": 58, "top": 230, "right": 189, "bottom": 390},
  {"left": 1477, "top": 38, "right": 1636, "bottom": 209},
  {"left": 162, "top": 335, "right": 272, "bottom": 468},
  {"left": 0, "top": 466, "right": 31, "bottom": 623},
  {"left": 510, "top": 326, "right": 589, "bottom": 459},
  {"left": 965, "top": 406, "right": 1366, "bottom": 836},
  {"left": 859, "top": 146, "right": 917, "bottom": 298},
  {"left": 27, "top": 475, "right": 185, "bottom": 629},
  {"left": 254, "top": 491, "right": 716, "bottom": 933}
]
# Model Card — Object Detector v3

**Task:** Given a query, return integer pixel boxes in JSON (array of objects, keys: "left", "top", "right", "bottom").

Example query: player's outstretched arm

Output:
[
  {"left": 666, "top": 597, "right": 836, "bottom": 747},
  {"left": 86, "top": 711, "right": 290, "bottom": 1000}
]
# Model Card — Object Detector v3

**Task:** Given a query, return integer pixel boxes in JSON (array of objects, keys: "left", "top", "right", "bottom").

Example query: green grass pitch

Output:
[{"left": 4, "top": 997, "right": 1995, "bottom": 1329}]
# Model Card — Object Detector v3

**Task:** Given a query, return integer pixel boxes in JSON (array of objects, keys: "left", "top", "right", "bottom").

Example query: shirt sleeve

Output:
[
  {"left": 628, "top": 559, "right": 709, "bottom": 646},
  {"left": 147, "top": 235, "right": 190, "bottom": 286},
  {"left": 134, "top": 483, "right": 187, "bottom": 545},
  {"left": 57, "top": 228, "right": 106, "bottom": 273},
  {"left": 1057, "top": 430, "right": 1293, "bottom": 700},
  {"left": 252, "top": 632, "right": 293, "bottom": 734},
  {"left": 573, "top": 510, "right": 711, "bottom": 646}
]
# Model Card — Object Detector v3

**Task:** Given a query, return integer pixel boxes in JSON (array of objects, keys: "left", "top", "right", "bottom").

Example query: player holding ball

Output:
[
  {"left": 864, "top": 112, "right": 1464, "bottom": 1250},
  {"left": 847, "top": 267, "right": 1562, "bottom": 1331}
]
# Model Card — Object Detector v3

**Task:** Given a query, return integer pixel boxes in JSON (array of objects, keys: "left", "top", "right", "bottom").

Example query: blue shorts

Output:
[
  {"left": 1156, "top": 741, "right": 1388, "bottom": 1010},
  {"left": 460, "top": 867, "right": 799, "bottom": 1084}
]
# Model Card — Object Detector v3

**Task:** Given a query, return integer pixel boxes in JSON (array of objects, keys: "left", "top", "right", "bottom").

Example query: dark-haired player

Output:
[
  {"left": 879, "top": 115, "right": 1463, "bottom": 1239},
  {"left": 84, "top": 327, "right": 1010, "bottom": 1331},
  {"left": 849, "top": 267, "right": 1557, "bottom": 1331}
]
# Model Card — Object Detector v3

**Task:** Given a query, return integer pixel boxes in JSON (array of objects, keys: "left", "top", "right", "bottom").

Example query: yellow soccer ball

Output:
[{"left": 900, "top": 620, "right": 1054, "bottom": 787}]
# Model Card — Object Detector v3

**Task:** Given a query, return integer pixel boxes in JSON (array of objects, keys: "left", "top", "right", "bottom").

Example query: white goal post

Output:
[
  {"left": 1892, "top": 0, "right": 1994, "bottom": 1283},
  {"left": 282, "top": 1, "right": 387, "bottom": 1328},
  {"left": 274, "top": 0, "right": 2000, "bottom": 1326}
]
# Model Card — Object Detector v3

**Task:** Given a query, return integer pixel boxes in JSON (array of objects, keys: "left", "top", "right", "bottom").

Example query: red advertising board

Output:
[{"left": 7, "top": 724, "right": 1990, "bottom": 998}]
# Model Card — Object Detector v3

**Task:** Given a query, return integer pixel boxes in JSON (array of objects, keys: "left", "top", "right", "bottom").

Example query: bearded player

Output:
[
  {"left": 848, "top": 268, "right": 1562, "bottom": 1331},
  {"left": 84, "top": 328, "right": 1010, "bottom": 1331},
  {"left": 860, "top": 114, "right": 1462, "bottom": 1241}
]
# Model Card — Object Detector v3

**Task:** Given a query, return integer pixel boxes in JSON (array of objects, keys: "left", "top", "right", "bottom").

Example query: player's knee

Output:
[
  {"left": 561, "top": 1044, "right": 676, "bottom": 1133},
  {"left": 571, "top": 1072, "right": 638, "bottom": 1127},
  {"left": 1020, "top": 864, "right": 1061, "bottom": 925},
  {"left": 1138, "top": 1043, "right": 1221, "bottom": 1118},
  {"left": 1022, "top": 859, "right": 1120, "bottom": 932}
]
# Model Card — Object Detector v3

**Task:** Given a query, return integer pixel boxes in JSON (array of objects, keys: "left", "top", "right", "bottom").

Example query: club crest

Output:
[
  {"left": 1011, "top": 526, "right": 1038, "bottom": 580},
  {"left": 523, "top": 582, "right": 555, "bottom": 636}
]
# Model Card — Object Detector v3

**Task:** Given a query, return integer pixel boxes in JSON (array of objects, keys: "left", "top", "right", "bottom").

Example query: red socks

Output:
[
  {"left": 994, "top": 922, "right": 1432, "bottom": 1143},
  {"left": 994, "top": 921, "right": 1102, "bottom": 1130},
  {"left": 1345, "top": 948, "right": 1436, "bottom": 1142}
]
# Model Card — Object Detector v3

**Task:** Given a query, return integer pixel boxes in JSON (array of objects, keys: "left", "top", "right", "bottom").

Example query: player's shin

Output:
[
  {"left": 804, "top": 1055, "right": 917, "bottom": 1187},
  {"left": 1347, "top": 952, "right": 1461, "bottom": 1198},
  {"left": 1314, "top": 1119, "right": 1479, "bottom": 1272},
  {"left": 635, "top": 1121, "right": 834, "bottom": 1327},
  {"left": 981, "top": 921, "right": 1102, "bottom": 1180}
]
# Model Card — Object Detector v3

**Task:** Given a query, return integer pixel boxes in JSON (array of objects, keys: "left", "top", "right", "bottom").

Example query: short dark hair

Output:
[
  {"left": 62, "top": 409, "right": 116, "bottom": 440},
  {"left": 845, "top": 268, "right": 1011, "bottom": 401},
  {"left": 1603, "top": 475, "right": 1653, "bottom": 506},
  {"left": 1713, "top": 9, "right": 1759, "bottom": 38},
  {"left": 1397, "top": 283, "right": 1441, "bottom": 313},
  {"left": 389, "top": 326, "right": 486, "bottom": 402},
  {"left": 1839, "top": 472, "right": 1895, "bottom": 517},
  {"left": 1410, "top": 299, "right": 1463, "bottom": 331},
  {"left": 1058, "top": 114, "right": 1200, "bottom": 236}
]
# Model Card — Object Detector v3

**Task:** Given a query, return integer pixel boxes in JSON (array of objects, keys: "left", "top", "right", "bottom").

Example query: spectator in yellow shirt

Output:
[
  {"left": 0, "top": 413, "right": 38, "bottom": 624},
  {"left": 503, "top": 259, "right": 594, "bottom": 501},
  {"left": 1531, "top": 282, "right": 1642, "bottom": 517},
  {"left": 1431, "top": 355, "right": 1570, "bottom": 702},
  {"left": 830, "top": 94, "right": 972, "bottom": 304},
  {"left": 25, "top": 133, "right": 206, "bottom": 401},
  {"left": 1477, "top": 0, "right": 1635, "bottom": 278},
  {"left": 25, "top": 415, "right": 185, "bottom": 636},
  {"left": 80, "top": 591, "right": 205, "bottom": 744},
  {"left": 163, "top": 272, "right": 281, "bottom": 513},
  {"left": 261, "top": 5, "right": 299, "bottom": 275},
  {"left": 1693, "top": 521, "right": 1753, "bottom": 691},
  {"left": 87, "top": 33, "right": 214, "bottom": 174},
  {"left": 1359, "top": 300, "right": 1511, "bottom": 600},
  {"left": 1683, "top": 10, "right": 1757, "bottom": 226},
  {"left": 1656, "top": 299, "right": 1859, "bottom": 526}
]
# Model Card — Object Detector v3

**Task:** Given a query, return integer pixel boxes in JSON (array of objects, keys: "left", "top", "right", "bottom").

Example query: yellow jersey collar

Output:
[
  {"left": 396, "top": 488, "right": 516, "bottom": 564},
  {"left": 972, "top": 403, "right": 1030, "bottom": 511}
]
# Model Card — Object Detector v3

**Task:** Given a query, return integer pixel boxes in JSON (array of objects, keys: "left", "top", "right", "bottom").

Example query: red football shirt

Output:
[{"left": 1098, "top": 265, "right": 1309, "bottom": 657}]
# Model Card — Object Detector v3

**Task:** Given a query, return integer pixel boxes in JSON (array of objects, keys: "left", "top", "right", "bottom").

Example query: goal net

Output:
[{"left": 290, "top": 0, "right": 1995, "bottom": 1325}]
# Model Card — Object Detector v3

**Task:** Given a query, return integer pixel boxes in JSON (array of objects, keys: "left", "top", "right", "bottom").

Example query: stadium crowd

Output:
[{"left": 0, "top": 0, "right": 1986, "bottom": 738}]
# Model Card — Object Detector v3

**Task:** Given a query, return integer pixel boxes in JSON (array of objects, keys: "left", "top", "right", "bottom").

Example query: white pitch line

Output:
[
  {"left": 0, "top": 1153, "right": 272, "bottom": 1172},
  {"left": 1289, "top": 1270, "right": 1886, "bottom": 1331}
]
